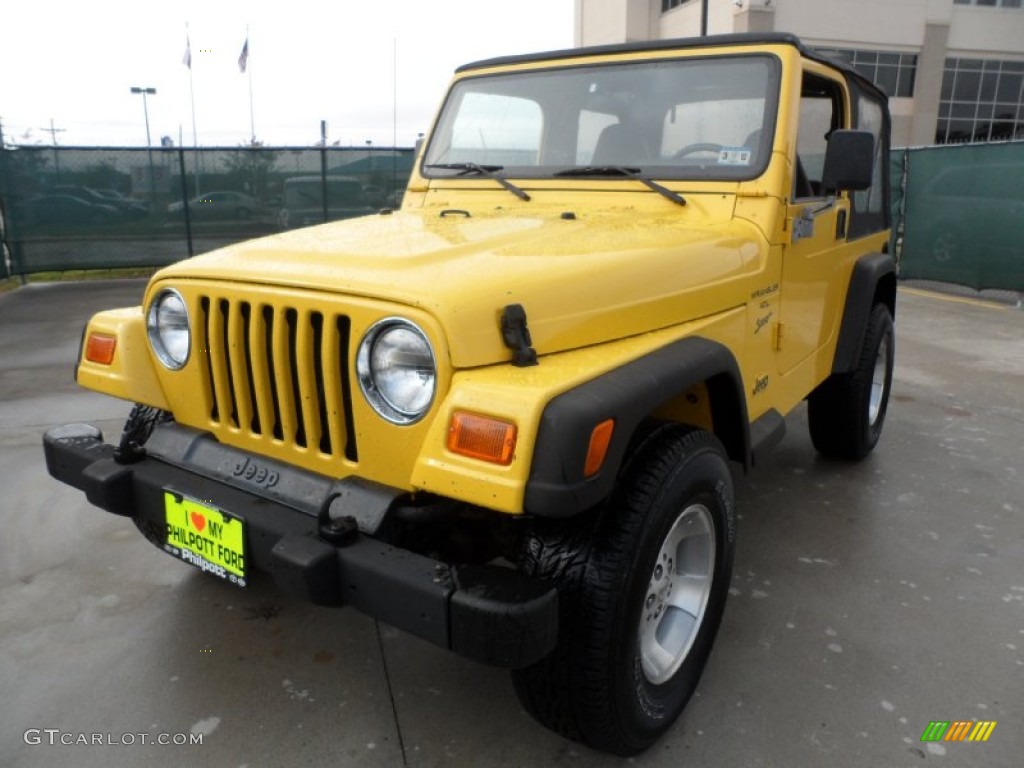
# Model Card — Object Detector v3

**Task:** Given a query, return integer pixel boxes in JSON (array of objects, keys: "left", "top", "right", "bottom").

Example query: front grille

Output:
[{"left": 198, "top": 296, "right": 358, "bottom": 462}]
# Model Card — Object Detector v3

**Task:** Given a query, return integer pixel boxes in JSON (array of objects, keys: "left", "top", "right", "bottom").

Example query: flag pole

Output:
[
  {"left": 185, "top": 22, "right": 201, "bottom": 195},
  {"left": 245, "top": 26, "right": 256, "bottom": 144},
  {"left": 393, "top": 37, "right": 398, "bottom": 197}
]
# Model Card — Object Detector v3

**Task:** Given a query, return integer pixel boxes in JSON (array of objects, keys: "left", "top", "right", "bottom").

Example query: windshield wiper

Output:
[
  {"left": 554, "top": 166, "right": 686, "bottom": 207},
  {"left": 424, "top": 163, "right": 531, "bottom": 202}
]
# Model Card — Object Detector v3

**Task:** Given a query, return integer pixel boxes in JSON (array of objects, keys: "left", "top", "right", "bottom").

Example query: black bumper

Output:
[{"left": 43, "top": 423, "right": 557, "bottom": 669}]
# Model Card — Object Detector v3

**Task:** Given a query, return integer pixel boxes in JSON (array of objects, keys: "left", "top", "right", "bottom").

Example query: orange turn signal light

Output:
[
  {"left": 584, "top": 418, "right": 615, "bottom": 477},
  {"left": 84, "top": 333, "right": 117, "bottom": 365},
  {"left": 448, "top": 411, "right": 517, "bottom": 466}
]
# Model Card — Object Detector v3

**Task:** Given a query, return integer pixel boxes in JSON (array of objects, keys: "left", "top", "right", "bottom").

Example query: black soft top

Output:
[{"left": 457, "top": 32, "right": 886, "bottom": 103}]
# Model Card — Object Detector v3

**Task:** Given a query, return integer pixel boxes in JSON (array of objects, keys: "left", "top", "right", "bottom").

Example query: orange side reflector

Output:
[
  {"left": 85, "top": 333, "right": 117, "bottom": 365},
  {"left": 584, "top": 419, "right": 615, "bottom": 477},
  {"left": 448, "top": 411, "right": 517, "bottom": 466}
]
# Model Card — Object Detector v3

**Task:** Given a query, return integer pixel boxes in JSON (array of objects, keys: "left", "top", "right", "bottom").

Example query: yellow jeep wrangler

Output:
[{"left": 45, "top": 33, "right": 895, "bottom": 755}]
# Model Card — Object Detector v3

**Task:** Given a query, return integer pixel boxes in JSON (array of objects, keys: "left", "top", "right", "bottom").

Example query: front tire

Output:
[
  {"left": 808, "top": 303, "right": 894, "bottom": 459},
  {"left": 511, "top": 426, "right": 736, "bottom": 755},
  {"left": 117, "top": 404, "right": 172, "bottom": 546}
]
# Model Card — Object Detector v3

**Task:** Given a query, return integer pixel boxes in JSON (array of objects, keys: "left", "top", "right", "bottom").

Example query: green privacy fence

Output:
[
  {"left": 891, "top": 140, "right": 1024, "bottom": 291},
  {"left": 0, "top": 146, "right": 414, "bottom": 276},
  {"left": 2, "top": 141, "right": 1023, "bottom": 290}
]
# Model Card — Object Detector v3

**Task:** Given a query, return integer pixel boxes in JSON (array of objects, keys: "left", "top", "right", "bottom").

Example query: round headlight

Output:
[
  {"left": 356, "top": 318, "right": 436, "bottom": 425},
  {"left": 147, "top": 288, "right": 191, "bottom": 370}
]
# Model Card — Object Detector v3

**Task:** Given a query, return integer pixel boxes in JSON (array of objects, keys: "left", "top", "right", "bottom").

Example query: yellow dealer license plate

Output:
[{"left": 163, "top": 491, "right": 247, "bottom": 587}]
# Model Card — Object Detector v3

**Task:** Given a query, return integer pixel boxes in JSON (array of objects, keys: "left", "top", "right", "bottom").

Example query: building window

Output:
[
  {"left": 662, "top": 0, "right": 689, "bottom": 12},
  {"left": 815, "top": 49, "right": 918, "bottom": 98},
  {"left": 936, "top": 57, "right": 1024, "bottom": 143},
  {"left": 953, "top": 0, "right": 1023, "bottom": 8}
]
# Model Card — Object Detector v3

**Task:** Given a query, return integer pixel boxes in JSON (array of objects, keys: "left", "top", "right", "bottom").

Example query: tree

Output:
[{"left": 220, "top": 142, "right": 279, "bottom": 201}]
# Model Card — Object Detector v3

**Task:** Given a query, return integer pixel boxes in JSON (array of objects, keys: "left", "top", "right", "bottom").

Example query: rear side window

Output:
[
  {"left": 855, "top": 95, "right": 885, "bottom": 215},
  {"left": 847, "top": 82, "right": 891, "bottom": 238}
]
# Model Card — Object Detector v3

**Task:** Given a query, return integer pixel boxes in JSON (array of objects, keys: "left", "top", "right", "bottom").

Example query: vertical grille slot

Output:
[
  {"left": 320, "top": 315, "right": 346, "bottom": 459},
  {"left": 270, "top": 307, "right": 297, "bottom": 443},
  {"left": 291, "top": 309, "right": 326, "bottom": 452},
  {"left": 217, "top": 301, "right": 238, "bottom": 430},
  {"left": 338, "top": 316, "right": 359, "bottom": 462},
  {"left": 200, "top": 297, "right": 219, "bottom": 422},
  {"left": 285, "top": 309, "right": 307, "bottom": 448},
  {"left": 224, "top": 300, "right": 254, "bottom": 432},
  {"left": 266, "top": 306, "right": 287, "bottom": 440},
  {"left": 207, "top": 298, "right": 235, "bottom": 427},
  {"left": 247, "top": 304, "right": 278, "bottom": 440},
  {"left": 311, "top": 313, "right": 332, "bottom": 455},
  {"left": 240, "top": 303, "right": 261, "bottom": 433}
]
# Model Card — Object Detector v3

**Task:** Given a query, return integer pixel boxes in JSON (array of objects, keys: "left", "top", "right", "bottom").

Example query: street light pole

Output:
[{"left": 130, "top": 86, "right": 157, "bottom": 204}]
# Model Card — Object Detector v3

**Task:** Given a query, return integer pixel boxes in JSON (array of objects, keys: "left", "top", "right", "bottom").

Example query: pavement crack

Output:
[{"left": 375, "top": 619, "right": 409, "bottom": 766}]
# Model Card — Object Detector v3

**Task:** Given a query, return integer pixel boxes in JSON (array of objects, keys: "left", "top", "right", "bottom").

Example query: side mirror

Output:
[{"left": 821, "top": 130, "right": 874, "bottom": 192}]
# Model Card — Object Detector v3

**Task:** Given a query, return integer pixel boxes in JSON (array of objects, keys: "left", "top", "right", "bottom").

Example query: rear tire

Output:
[
  {"left": 511, "top": 425, "right": 736, "bottom": 755},
  {"left": 808, "top": 303, "right": 894, "bottom": 459}
]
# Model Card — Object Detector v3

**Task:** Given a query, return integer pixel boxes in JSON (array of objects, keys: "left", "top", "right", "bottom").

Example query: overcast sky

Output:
[{"left": 1, "top": 0, "right": 575, "bottom": 149}]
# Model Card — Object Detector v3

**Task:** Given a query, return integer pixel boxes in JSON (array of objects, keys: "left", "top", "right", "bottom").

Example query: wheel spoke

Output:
[
  {"left": 667, "top": 574, "right": 708, "bottom": 616},
  {"left": 640, "top": 633, "right": 678, "bottom": 680}
]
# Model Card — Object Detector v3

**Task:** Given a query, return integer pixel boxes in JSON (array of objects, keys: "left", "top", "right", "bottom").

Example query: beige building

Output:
[{"left": 574, "top": 0, "right": 1024, "bottom": 145}]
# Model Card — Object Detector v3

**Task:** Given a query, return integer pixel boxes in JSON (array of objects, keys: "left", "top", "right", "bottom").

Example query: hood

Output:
[{"left": 157, "top": 206, "right": 764, "bottom": 368}]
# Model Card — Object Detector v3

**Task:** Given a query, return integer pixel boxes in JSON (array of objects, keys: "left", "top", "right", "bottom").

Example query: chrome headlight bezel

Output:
[
  {"left": 146, "top": 288, "right": 191, "bottom": 370},
  {"left": 356, "top": 317, "right": 437, "bottom": 425}
]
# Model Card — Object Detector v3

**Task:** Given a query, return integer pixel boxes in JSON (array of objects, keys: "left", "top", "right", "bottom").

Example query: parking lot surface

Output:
[{"left": 2, "top": 280, "right": 1021, "bottom": 767}]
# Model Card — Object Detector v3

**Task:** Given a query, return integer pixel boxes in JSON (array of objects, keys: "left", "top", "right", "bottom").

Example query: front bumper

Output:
[{"left": 43, "top": 422, "right": 557, "bottom": 668}]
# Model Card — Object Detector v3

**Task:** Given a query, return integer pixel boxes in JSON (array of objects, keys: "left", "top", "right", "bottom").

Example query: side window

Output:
[
  {"left": 848, "top": 85, "right": 891, "bottom": 238},
  {"left": 795, "top": 76, "right": 843, "bottom": 198}
]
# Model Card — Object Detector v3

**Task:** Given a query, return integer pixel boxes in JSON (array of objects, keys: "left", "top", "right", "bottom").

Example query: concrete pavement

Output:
[{"left": 1, "top": 280, "right": 1021, "bottom": 767}]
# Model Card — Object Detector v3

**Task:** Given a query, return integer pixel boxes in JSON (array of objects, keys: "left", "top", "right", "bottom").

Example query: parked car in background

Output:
[
  {"left": 13, "top": 194, "right": 121, "bottom": 229},
  {"left": 277, "top": 176, "right": 374, "bottom": 229},
  {"left": 94, "top": 188, "right": 151, "bottom": 215},
  {"left": 53, "top": 186, "right": 149, "bottom": 219},
  {"left": 0, "top": 198, "right": 11, "bottom": 275},
  {"left": 167, "top": 191, "right": 261, "bottom": 221},
  {"left": 910, "top": 163, "right": 1024, "bottom": 287}
]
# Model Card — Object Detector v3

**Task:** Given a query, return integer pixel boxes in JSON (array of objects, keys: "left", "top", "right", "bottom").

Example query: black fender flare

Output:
[
  {"left": 523, "top": 336, "right": 748, "bottom": 518},
  {"left": 832, "top": 252, "right": 897, "bottom": 375}
]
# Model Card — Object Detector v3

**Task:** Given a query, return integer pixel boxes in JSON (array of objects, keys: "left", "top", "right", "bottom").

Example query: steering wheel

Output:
[{"left": 672, "top": 143, "right": 724, "bottom": 160}]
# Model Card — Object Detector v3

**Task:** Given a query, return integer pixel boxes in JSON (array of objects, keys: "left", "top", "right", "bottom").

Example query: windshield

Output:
[{"left": 423, "top": 54, "right": 780, "bottom": 181}]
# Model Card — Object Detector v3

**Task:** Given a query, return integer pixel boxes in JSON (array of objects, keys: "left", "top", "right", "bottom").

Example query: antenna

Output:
[
  {"left": 41, "top": 118, "right": 67, "bottom": 178},
  {"left": 41, "top": 118, "right": 66, "bottom": 146}
]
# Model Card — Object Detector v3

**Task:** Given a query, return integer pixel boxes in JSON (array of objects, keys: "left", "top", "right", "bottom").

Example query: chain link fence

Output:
[
  {"left": 0, "top": 146, "right": 414, "bottom": 276},
  {"left": 890, "top": 140, "right": 1024, "bottom": 292},
  {"left": 2, "top": 141, "right": 1023, "bottom": 293}
]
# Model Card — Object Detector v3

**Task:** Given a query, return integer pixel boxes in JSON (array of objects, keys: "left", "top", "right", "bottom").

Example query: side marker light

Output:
[
  {"left": 85, "top": 333, "right": 117, "bottom": 365},
  {"left": 584, "top": 419, "right": 615, "bottom": 477},
  {"left": 448, "top": 411, "right": 517, "bottom": 465}
]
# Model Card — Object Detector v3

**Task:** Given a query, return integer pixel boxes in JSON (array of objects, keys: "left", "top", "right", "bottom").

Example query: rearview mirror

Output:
[{"left": 821, "top": 130, "right": 874, "bottom": 193}]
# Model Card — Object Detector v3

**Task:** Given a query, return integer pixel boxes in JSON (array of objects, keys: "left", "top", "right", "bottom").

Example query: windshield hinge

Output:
[{"left": 500, "top": 304, "right": 538, "bottom": 367}]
